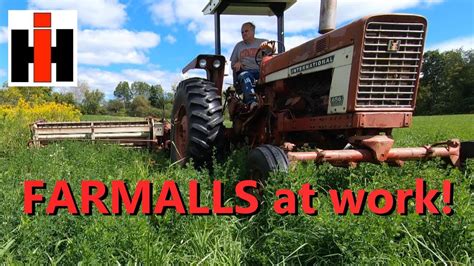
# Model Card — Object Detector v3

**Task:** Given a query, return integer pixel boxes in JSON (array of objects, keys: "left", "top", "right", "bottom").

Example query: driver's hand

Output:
[
  {"left": 233, "top": 61, "right": 242, "bottom": 72},
  {"left": 259, "top": 41, "right": 269, "bottom": 48},
  {"left": 260, "top": 41, "right": 275, "bottom": 52}
]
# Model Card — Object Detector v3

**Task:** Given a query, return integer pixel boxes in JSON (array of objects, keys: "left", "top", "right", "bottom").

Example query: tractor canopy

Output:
[
  {"left": 202, "top": 0, "right": 297, "bottom": 54},
  {"left": 203, "top": 0, "right": 296, "bottom": 16}
]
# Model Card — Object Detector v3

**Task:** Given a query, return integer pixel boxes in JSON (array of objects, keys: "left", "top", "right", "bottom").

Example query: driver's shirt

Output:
[{"left": 230, "top": 38, "right": 267, "bottom": 71}]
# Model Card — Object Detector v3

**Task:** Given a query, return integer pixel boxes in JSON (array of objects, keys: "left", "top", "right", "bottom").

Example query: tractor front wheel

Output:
[
  {"left": 170, "top": 78, "right": 224, "bottom": 167},
  {"left": 248, "top": 144, "right": 289, "bottom": 181}
]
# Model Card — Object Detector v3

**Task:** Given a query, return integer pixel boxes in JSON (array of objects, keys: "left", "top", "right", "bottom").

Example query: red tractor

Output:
[{"left": 170, "top": 0, "right": 473, "bottom": 177}]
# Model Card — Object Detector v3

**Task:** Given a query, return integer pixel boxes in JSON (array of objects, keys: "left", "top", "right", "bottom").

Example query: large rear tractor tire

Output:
[
  {"left": 248, "top": 144, "right": 289, "bottom": 181},
  {"left": 170, "top": 78, "right": 224, "bottom": 168}
]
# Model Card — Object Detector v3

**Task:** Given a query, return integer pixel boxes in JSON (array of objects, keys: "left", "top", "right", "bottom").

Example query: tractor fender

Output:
[{"left": 182, "top": 54, "right": 226, "bottom": 92}]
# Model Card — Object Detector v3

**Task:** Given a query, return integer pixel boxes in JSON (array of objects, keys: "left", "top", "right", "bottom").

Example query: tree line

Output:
[
  {"left": 1, "top": 49, "right": 472, "bottom": 117},
  {"left": 109, "top": 81, "right": 175, "bottom": 118},
  {"left": 0, "top": 80, "right": 176, "bottom": 118},
  {"left": 416, "top": 49, "right": 473, "bottom": 115}
]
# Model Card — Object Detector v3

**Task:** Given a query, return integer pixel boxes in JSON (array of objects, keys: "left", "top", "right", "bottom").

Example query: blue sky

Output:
[{"left": 0, "top": 0, "right": 473, "bottom": 98}]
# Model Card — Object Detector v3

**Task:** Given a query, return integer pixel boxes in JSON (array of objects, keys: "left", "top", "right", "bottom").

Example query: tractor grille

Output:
[{"left": 357, "top": 21, "right": 425, "bottom": 109}]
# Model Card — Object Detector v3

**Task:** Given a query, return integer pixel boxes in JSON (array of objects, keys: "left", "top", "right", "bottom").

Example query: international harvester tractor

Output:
[{"left": 171, "top": 0, "right": 473, "bottom": 178}]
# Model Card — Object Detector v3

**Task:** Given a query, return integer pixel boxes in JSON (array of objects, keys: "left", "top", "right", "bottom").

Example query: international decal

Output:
[{"left": 290, "top": 55, "right": 335, "bottom": 75}]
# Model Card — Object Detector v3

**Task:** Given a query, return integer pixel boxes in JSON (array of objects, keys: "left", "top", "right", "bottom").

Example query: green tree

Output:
[
  {"left": 106, "top": 99, "right": 126, "bottom": 115},
  {"left": 0, "top": 87, "right": 23, "bottom": 105},
  {"left": 453, "top": 50, "right": 474, "bottom": 113},
  {"left": 70, "top": 80, "right": 90, "bottom": 103},
  {"left": 129, "top": 95, "right": 155, "bottom": 117},
  {"left": 131, "top": 81, "right": 151, "bottom": 98},
  {"left": 149, "top": 84, "right": 165, "bottom": 108},
  {"left": 416, "top": 49, "right": 474, "bottom": 115},
  {"left": 52, "top": 92, "right": 76, "bottom": 106},
  {"left": 160, "top": 91, "right": 176, "bottom": 118},
  {"left": 24, "top": 87, "right": 53, "bottom": 103},
  {"left": 82, "top": 89, "right": 105, "bottom": 114},
  {"left": 0, "top": 86, "right": 53, "bottom": 104},
  {"left": 165, "top": 92, "right": 174, "bottom": 103},
  {"left": 114, "top": 81, "right": 132, "bottom": 103}
]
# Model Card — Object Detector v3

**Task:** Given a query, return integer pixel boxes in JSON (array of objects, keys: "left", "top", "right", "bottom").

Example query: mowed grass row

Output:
[
  {"left": 0, "top": 114, "right": 473, "bottom": 264},
  {"left": 393, "top": 114, "right": 474, "bottom": 146}
]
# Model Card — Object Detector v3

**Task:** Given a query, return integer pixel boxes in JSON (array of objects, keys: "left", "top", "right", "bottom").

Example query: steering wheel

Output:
[{"left": 255, "top": 41, "right": 277, "bottom": 67}]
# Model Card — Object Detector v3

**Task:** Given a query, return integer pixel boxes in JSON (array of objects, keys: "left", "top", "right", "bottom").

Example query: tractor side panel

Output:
[{"left": 327, "top": 45, "right": 353, "bottom": 114}]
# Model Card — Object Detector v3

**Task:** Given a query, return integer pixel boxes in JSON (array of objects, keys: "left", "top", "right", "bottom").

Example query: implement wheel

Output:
[
  {"left": 248, "top": 145, "right": 289, "bottom": 181},
  {"left": 170, "top": 78, "right": 224, "bottom": 167}
]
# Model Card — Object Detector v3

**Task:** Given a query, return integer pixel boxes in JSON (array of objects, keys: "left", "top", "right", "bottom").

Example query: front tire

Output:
[
  {"left": 248, "top": 144, "right": 289, "bottom": 181},
  {"left": 170, "top": 78, "right": 224, "bottom": 167}
]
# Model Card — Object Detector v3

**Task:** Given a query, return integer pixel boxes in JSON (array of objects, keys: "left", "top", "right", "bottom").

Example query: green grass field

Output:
[{"left": 0, "top": 114, "right": 473, "bottom": 264}]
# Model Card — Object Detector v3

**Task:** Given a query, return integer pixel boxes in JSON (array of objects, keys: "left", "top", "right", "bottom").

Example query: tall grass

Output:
[
  {"left": 0, "top": 99, "right": 81, "bottom": 156},
  {"left": 0, "top": 114, "right": 473, "bottom": 264}
]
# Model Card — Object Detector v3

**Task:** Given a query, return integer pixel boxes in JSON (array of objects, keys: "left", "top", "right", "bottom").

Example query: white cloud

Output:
[
  {"left": 284, "top": 35, "right": 314, "bottom": 50},
  {"left": 78, "top": 66, "right": 214, "bottom": 99},
  {"left": 145, "top": 0, "right": 444, "bottom": 87},
  {"left": 78, "top": 29, "right": 160, "bottom": 66},
  {"left": 28, "top": 0, "right": 127, "bottom": 29},
  {"left": 147, "top": 0, "right": 444, "bottom": 53},
  {"left": 78, "top": 67, "right": 184, "bottom": 98},
  {"left": 424, "top": 0, "right": 444, "bottom": 5},
  {"left": 149, "top": 1, "right": 176, "bottom": 25},
  {"left": 164, "top": 34, "right": 177, "bottom": 44},
  {"left": 427, "top": 35, "right": 474, "bottom": 51},
  {"left": 187, "top": 21, "right": 198, "bottom": 32},
  {"left": 194, "top": 16, "right": 269, "bottom": 48},
  {"left": 26, "top": 2, "right": 161, "bottom": 66},
  {"left": 283, "top": 0, "right": 444, "bottom": 34},
  {"left": 149, "top": 0, "right": 205, "bottom": 25},
  {"left": 0, "top": 68, "right": 6, "bottom": 78},
  {"left": 0, "top": 27, "right": 7, "bottom": 44},
  {"left": 27, "top": 1, "right": 162, "bottom": 67}
]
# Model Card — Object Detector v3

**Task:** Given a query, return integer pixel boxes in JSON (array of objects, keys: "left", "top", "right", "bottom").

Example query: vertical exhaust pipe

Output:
[{"left": 319, "top": 0, "right": 337, "bottom": 34}]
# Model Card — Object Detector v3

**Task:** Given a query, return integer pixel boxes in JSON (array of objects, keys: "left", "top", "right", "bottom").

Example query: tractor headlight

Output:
[
  {"left": 198, "top": 59, "right": 207, "bottom": 68},
  {"left": 212, "top": 59, "right": 221, "bottom": 68}
]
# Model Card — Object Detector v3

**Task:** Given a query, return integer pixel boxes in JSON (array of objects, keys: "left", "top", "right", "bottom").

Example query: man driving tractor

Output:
[{"left": 230, "top": 22, "right": 269, "bottom": 111}]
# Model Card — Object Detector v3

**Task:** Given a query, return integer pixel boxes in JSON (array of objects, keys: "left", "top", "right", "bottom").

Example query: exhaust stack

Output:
[{"left": 319, "top": 0, "right": 337, "bottom": 34}]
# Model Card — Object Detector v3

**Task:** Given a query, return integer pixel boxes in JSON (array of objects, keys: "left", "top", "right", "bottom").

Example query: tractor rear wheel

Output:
[
  {"left": 170, "top": 78, "right": 224, "bottom": 167},
  {"left": 248, "top": 144, "right": 289, "bottom": 181}
]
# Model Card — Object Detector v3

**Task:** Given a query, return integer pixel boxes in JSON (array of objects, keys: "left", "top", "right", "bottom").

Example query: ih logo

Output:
[{"left": 8, "top": 10, "right": 77, "bottom": 86}]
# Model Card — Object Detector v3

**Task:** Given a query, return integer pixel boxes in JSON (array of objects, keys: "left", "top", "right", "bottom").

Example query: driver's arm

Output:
[
  {"left": 230, "top": 44, "right": 240, "bottom": 71},
  {"left": 232, "top": 61, "right": 242, "bottom": 72}
]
